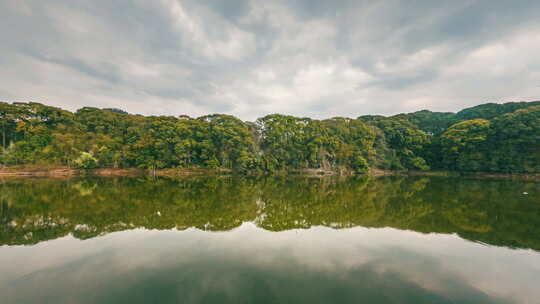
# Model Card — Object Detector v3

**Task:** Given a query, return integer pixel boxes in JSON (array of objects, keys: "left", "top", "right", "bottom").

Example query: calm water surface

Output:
[{"left": 0, "top": 176, "right": 539, "bottom": 303}]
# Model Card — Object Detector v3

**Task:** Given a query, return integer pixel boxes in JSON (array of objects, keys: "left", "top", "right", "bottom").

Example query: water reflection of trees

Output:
[{"left": 1, "top": 176, "right": 539, "bottom": 251}]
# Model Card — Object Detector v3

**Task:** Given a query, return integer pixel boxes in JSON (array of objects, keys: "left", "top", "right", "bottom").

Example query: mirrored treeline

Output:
[{"left": 1, "top": 176, "right": 538, "bottom": 251}]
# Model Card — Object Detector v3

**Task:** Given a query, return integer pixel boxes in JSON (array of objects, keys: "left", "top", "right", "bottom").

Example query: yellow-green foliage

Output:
[{"left": 1, "top": 101, "right": 539, "bottom": 173}]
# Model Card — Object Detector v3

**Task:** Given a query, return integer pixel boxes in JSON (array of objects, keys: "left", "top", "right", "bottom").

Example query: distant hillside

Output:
[
  {"left": 365, "top": 100, "right": 540, "bottom": 135},
  {"left": 456, "top": 101, "right": 540, "bottom": 120}
]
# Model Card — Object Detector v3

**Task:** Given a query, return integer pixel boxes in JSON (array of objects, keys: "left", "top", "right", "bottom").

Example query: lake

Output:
[{"left": 0, "top": 176, "right": 539, "bottom": 303}]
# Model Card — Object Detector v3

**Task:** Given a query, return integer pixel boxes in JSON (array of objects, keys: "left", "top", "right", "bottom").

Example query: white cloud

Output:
[
  {"left": 165, "top": 0, "right": 256, "bottom": 60},
  {"left": 1, "top": 0, "right": 539, "bottom": 119}
]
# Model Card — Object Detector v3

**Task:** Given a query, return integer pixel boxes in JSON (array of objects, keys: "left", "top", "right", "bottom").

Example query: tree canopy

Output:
[{"left": 1, "top": 100, "right": 538, "bottom": 173}]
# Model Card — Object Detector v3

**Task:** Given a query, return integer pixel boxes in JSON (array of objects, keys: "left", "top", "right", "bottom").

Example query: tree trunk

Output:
[{"left": 2, "top": 125, "right": 5, "bottom": 153}]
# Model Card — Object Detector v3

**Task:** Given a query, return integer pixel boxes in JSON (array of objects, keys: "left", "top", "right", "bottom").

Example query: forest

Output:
[{"left": 0, "top": 100, "right": 539, "bottom": 174}]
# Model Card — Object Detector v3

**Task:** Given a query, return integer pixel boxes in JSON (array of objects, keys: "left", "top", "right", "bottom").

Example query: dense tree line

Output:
[{"left": 1, "top": 100, "right": 539, "bottom": 173}]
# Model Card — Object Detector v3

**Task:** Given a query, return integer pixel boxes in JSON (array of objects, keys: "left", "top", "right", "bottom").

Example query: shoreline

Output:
[
  {"left": 0, "top": 167, "right": 144, "bottom": 177},
  {"left": 0, "top": 167, "right": 231, "bottom": 179},
  {"left": 370, "top": 169, "right": 540, "bottom": 180},
  {"left": 0, "top": 166, "right": 538, "bottom": 181}
]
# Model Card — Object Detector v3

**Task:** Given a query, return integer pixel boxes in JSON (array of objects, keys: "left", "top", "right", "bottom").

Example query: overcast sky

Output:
[{"left": 1, "top": 0, "right": 540, "bottom": 120}]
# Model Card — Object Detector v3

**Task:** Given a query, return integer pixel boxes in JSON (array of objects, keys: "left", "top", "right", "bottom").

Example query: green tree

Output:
[
  {"left": 440, "top": 119, "right": 491, "bottom": 171},
  {"left": 487, "top": 106, "right": 540, "bottom": 172},
  {"left": 73, "top": 152, "right": 98, "bottom": 169}
]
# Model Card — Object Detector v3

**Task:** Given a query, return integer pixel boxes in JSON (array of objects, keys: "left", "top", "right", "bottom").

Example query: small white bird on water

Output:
[{"left": 523, "top": 192, "right": 528, "bottom": 195}]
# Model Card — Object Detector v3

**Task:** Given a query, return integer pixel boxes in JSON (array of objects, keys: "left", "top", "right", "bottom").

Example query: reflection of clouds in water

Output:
[{"left": 1, "top": 224, "right": 538, "bottom": 303}]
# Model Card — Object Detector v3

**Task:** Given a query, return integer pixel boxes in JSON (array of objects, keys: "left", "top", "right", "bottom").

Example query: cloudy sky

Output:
[{"left": 2, "top": 0, "right": 540, "bottom": 120}]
